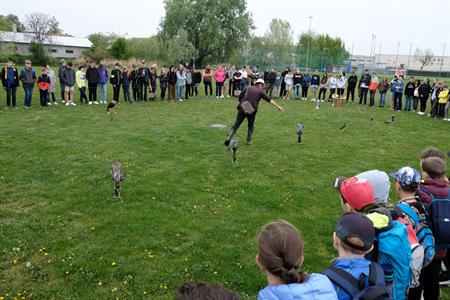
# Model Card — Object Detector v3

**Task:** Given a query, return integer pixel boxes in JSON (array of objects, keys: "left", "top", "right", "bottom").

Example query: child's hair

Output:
[
  {"left": 175, "top": 282, "right": 240, "bottom": 300},
  {"left": 399, "top": 75, "right": 404, "bottom": 79},
  {"left": 257, "top": 221, "right": 309, "bottom": 284},
  {"left": 78, "top": 66, "right": 84, "bottom": 70},
  {"left": 68, "top": 62, "right": 73, "bottom": 67},
  {"left": 422, "top": 157, "right": 446, "bottom": 179},
  {"left": 420, "top": 147, "right": 444, "bottom": 160}
]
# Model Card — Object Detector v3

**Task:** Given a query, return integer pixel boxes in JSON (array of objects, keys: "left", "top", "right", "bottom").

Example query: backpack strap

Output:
[
  {"left": 323, "top": 266, "right": 360, "bottom": 297},
  {"left": 418, "top": 186, "right": 435, "bottom": 200},
  {"left": 361, "top": 263, "right": 391, "bottom": 300}
]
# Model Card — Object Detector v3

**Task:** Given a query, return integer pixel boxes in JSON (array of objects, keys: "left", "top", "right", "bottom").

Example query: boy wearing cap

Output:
[{"left": 324, "top": 212, "right": 384, "bottom": 300}]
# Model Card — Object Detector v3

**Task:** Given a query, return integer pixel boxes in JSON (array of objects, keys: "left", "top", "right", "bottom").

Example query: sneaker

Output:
[
  {"left": 178, "top": 99, "right": 184, "bottom": 102},
  {"left": 47, "top": 102, "right": 52, "bottom": 106},
  {"left": 227, "top": 95, "right": 230, "bottom": 98},
  {"left": 14, "top": 106, "right": 18, "bottom": 109},
  {"left": 439, "top": 272, "right": 450, "bottom": 286},
  {"left": 5, "top": 106, "right": 9, "bottom": 110},
  {"left": 443, "top": 118, "right": 448, "bottom": 121},
  {"left": 94, "top": 101, "right": 99, "bottom": 105},
  {"left": 321, "top": 100, "right": 324, "bottom": 102},
  {"left": 89, "top": 101, "right": 93, "bottom": 105},
  {"left": 66, "top": 102, "right": 70, "bottom": 106},
  {"left": 53, "top": 102, "right": 58, "bottom": 105},
  {"left": 71, "top": 102, "right": 76, "bottom": 106},
  {"left": 62, "top": 100, "right": 66, "bottom": 104}
]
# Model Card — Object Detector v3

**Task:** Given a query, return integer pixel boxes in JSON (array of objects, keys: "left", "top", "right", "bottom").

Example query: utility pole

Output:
[
  {"left": 439, "top": 43, "right": 446, "bottom": 78},
  {"left": 306, "top": 16, "right": 313, "bottom": 70},
  {"left": 406, "top": 43, "right": 412, "bottom": 76},
  {"left": 377, "top": 42, "right": 382, "bottom": 70},
  {"left": 395, "top": 41, "right": 400, "bottom": 67}
]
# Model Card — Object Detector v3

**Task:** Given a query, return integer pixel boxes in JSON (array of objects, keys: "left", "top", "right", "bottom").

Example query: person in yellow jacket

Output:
[
  {"left": 437, "top": 84, "right": 448, "bottom": 119},
  {"left": 76, "top": 66, "right": 88, "bottom": 104}
]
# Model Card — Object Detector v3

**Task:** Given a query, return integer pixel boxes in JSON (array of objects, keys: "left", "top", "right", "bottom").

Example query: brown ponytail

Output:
[{"left": 257, "top": 221, "right": 309, "bottom": 284}]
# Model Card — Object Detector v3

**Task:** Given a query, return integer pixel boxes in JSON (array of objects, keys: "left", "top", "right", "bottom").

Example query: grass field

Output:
[{"left": 0, "top": 86, "right": 449, "bottom": 299}]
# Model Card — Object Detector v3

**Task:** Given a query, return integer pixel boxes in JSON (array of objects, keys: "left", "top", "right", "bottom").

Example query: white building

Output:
[
  {"left": 0, "top": 31, "right": 92, "bottom": 59},
  {"left": 349, "top": 54, "right": 450, "bottom": 72}
]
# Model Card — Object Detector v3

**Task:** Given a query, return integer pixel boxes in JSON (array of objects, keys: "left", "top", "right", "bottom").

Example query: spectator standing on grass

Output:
[
  {"left": 110, "top": 63, "right": 122, "bottom": 102},
  {"left": 346, "top": 71, "right": 357, "bottom": 102},
  {"left": 437, "top": 84, "right": 449, "bottom": 119},
  {"left": 45, "top": 64, "right": 57, "bottom": 105},
  {"left": 318, "top": 73, "right": 328, "bottom": 102},
  {"left": 377, "top": 76, "right": 389, "bottom": 108},
  {"left": 159, "top": 68, "right": 168, "bottom": 101},
  {"left": 301, "top": 71, "right": 311, "bottom": 100},
  {"left": 310, "top": 71, "right": 320, "bottom": 101},
  {"left": 192, "top": 68, "right": 201, "bottom": 97},
  {"left": 19, "top": 60, "right": 36, "bottom": 109},
  {"left": 240, "top": 65, "right": 248, "bottom": 91},
  {"left": 1, "top": 58, "right": 19, "bottom": 109},
  {"left": 283, "top": 70, "right": 293, "bottom": 100},
  {"left": 227, "top": 65, "right": 235, "bottom": 98},
  {"left": 167, "top": 65, "right": 177, "bottom": 101},
  {"left": 337, "top": 72, "right": 346, "bottom": 98},
  {"left": 279, "top": 67, "right": 288, "bottom": 98},
  {"left": 368, "top": 73, "right": 379, "bottom": 106},
  {"left": 86, "top": 61, "right": 99, "bottom": 104},
  {"left": 293, "top": 69, "right": 303, "bottom": 100},
  {"left": 328, "top": 73, "right": 337, "bottom": 100},
  {"left": 404, "top": 77, "right": 415, "bottom": 111},
  {"left": 58, "top": 59, "right": 66, "bottom": 103},
  {"left": 256, "top": 221, "right": 338, "bottom": 300},
  {"left": 417, "top": 78, "right": 431, "bottom": 115},
  {"left": 359, "top": 69, "right": 371, "bottom": 105},
  {"left": 130, "top": 64, "right": 139, "bottom": 102},
  {"left": 121, "top": 66, "right": 131, "bottom": 103},
  {"left": 185, "top": 68, "right": 192, "bottom": 100},
  {"left": 76, "top": 66, "right": 88, "bottom": 104},
  {"left": 97, "top": 63, "right": 109, "bottom": 104},
  {"left": 393, "top": 75, "right": 404, "bottom": 111},
  {"left": 138, "top": 61, "right": 150, "bottom": 101},
  {"left": 149, "top": 65, "right": 157, "bottom": 101},
  {"left": 412, "top": 79, "right": 421, "bottom": 112},
  {"left": 62, "top": 62, "right": 76, "bottom": 106},
  {"left": 390, "top": 76, "right": 398, "bottom": 109},
  {"left": 203, "top": 65, "right": 213, "bottom": 97},
  {"left": 37, "top": 68, "right": 50, "bottom": 107},
  {"left": 250, "top": 65, "right": 259, "bottom": 86},
  {"left": 265, "top": 68, "right": 276, "bottom": 98},
  {"left": 214, "top": 64, "right": 226, "bottom": 98},
  {"left": 429, "top": 79, "right": 441, "bottom": 117},
  {"left": 176, "top": 64, "right": 186, "bottom": 101},
  {"left": 233, "top": 68, "right": 243, "bottom": 96},
  {"left": 274, "top": 72, "right": 282, "bottom": 98}
]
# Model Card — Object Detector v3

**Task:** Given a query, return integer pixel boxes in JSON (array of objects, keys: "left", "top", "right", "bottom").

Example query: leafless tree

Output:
[
  {"left": 25, "top": 13, "right": 60, "bottom": 44},
  {"left": 414, "top": 48, "right": 434, "bottom": 70}
]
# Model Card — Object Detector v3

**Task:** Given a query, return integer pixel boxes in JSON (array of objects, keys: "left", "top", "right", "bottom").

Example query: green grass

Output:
[{"left": 0, "top": 86, "right": 449, "bottom": 299}]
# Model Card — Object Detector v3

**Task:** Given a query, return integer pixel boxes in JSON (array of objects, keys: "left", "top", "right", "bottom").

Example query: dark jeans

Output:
[
  {"left": 328, "top": 88, "right": 336, "bottom": 99},
  {"left": 437, "top": 103, "right": 446, "bottom": 118},
  {"left": 88, "top": 84, "right": 97, "bottom": 102},
  {"left": 216, "top": 82, "right": 224, "bottom": 97},
  {"left": 39, "top": 89, "right": 48, "bottom": 106},
  {"left": 113, "top": 85, "right": 121, "bottom": 101},
  {"left": 337, "top": 88, "right": 344, "bottom": 96},
  {"left": 123, "top": 85, "right": 131, "bottom": 102},
  {"left": 393, "top": 92, "right": 402, "bottom": 111},
  {"left": 359, "top": 87, "right": 369, "bottom": 104},
  {"left": 228, "top": 80, "right": 234, "bottom": 96},
  {"left": 185, "top": 84, "right": 191, "bottom": 99},
  {"left": 139, "top": 82, "right": 148, "bottom": 101},
  {"left": 204, "top": 81, "right": 212, "bottom": 96},
  {"left": 5, "top": 86, "right": 17, "bottom": 107},
  {"left": 60, "top": 81, "right": 65, "bottom": 101},
  {"left": 318, "top": 88, "right": 327, "bottom": 100},
  {"left": 132, "top": 85, "right": 138, "bottom": 101},
  {"left": 79, "top": 87, "right": 88, "bottom": 103},
  {"left": 408, "top": 258, "right": 441, "bottom": 300},
  {"left": 369, "top": 90, "right": 376, "bottom": 106},
  {"left": 280, "top": 81, "right": 286, "bottom": 98},
  {"left": 346, "top": 87, "right": 355, "bottom": 101},
  {"left": 231, "top": 109, "right": 256, "bottom": 137},
  {"left": 160, "top": 85, "right": 167, "bottom": 101},
  {"left": 23, "top": 86, "right": 33, "bottom": 107},
  {"left": 419, "top": 97, "right": 428, "bottom": 113},
  {"left": 302, "top": 86, "right": 309, "bottom": 98},
  {"left": 413, "top": 97, "right": 419, "bottom": 111}
]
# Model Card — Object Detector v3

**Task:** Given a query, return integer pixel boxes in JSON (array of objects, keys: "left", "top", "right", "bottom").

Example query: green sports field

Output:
[{"left": 0, "top": 87, "right": 449, "bottom": 299}]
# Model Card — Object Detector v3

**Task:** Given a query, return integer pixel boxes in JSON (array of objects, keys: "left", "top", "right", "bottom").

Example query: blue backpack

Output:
[
  {"left": 420, "top": 187, "right": 450, "bottom": 250},
  {"left": 323, "top": 263, "right": 392, "bottom": 300},
  {"left": 376, "top": 220, "right": 412, "bottom": 300},
  {"left": 396, "top": 202, "right": 435, "bottom": 267}
]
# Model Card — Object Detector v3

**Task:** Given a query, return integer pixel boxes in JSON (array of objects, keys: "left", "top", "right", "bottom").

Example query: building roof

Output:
[{"left": 0, "top": 31, "right": 92, "bottom": 48}]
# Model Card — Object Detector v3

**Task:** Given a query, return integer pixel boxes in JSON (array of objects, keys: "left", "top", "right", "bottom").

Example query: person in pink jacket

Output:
[{"left": 214, "top": 65, "right": 226, "bottom": 98}]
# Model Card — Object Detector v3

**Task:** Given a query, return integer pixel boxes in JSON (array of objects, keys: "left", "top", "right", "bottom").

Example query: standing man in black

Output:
[
  {"left": 86, "top": 61, "right": 99, "bottom": 104},
  {"left": 359, "top": 69, "right": 371, "bottom": 105},
  {"left": 110, "top": 63, "right": 122, "bottom": 102},
  {"left": 346, "top": 71, "right": 357, "bottom": 103},
  {"left": 138, "top": 60, "right": 150, "bottom": 101},
  {"left": 279, "top": 67, "right": 289, "bottom": 98},
  {"left": 224, "top": 79, "right": 284, "bottom": 146},
  {"left": 130, "top": 64, "right": 139, "bottom": 102}
]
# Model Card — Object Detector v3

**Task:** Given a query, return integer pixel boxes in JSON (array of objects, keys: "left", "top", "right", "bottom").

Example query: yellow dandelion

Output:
[
  {"left": 98, "top": 281, "right": 102, "bottom": 286},
  {"left": 112, "top": 261, "right": 117, "bottom": 267}
]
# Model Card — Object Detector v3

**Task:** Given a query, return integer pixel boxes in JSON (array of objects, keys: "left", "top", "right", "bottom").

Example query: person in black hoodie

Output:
[
  {"left": 310, "top": 72, "right": 320, "bottom": 101},
  {"left": 130, "top": 64, "right": 139, "bottom": 102},
  {"left": 358, "top": 70, "right": 371, "bottom": 105},
  {"left": 279, "top": 67, "right": 289, "bottom": 98},
  {"left": 418, "top": 78, "right": 431, "bottom": 115},
  {"left": 404, "top": 76, "right": 415, "bottom": 111},
  {"left": 412, "top": 79, "right": 421, "bottom": 112},
  {"left": 138, "top": 60, "right": 150, "bottom": 101},
  {"left": 346, "top": 71, "right": 358, "bottom": 102},
  {"left": 37, "top": 68, "right": 51, "bottom": 107},
  {"left": 86, "top": 61, "right": 99, "bottom": 104},
  {"left": 192, "top": 68, "right": 202, "bottom": 97},
  {"left": 167, "top": 65, "right": 177, "bottom": 101},
  {"left": 110, "top": 63, "right": 122, "bottom": 102}
]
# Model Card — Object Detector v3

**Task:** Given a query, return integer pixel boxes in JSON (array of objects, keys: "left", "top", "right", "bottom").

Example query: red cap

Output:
[{"left": 339, "top": 176, "right": 375, "bottom": 211}]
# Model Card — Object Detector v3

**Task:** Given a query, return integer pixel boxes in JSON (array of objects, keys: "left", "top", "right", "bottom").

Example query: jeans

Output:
[
  {"left": 369, "top": 90, "right": 376, "bottom": 106},
  {"left": 294, "top": 85, "right": 301, "bottom": 98},
  {"left": 328, "top": 88, "right": 336, "bottom": 99},
  {"left": 5, "top": 86, "right": 17, "bottom": 107},
  {"left": 176, "top": 85, "right": 184, "bottom": 100},
  {"left": 346, "top": 87, "right": 355, "bottom": 101},
  {"left": 359, "top": 87, "right": 368, "bottom": 104},
  {"left": 88, "top": 84, "right": 97, "bottom": 102},
  {"left": 405, "top": 96, "right": 413, "bottom": 111},
  {"left": 318, "top": 88, "right": 327, "bottom": 100},
  {"left": 98, "top": 83, "right": 107, "bottom": 102},
  {"left": 204, "top": 81, "right": 212, "bottom": 96},
  {"left": 302, "top": 85, "right": 309, "bottom": 98},
  {"left": 240, "top": 80, "right": 246, "bottom": 91},
  {"left": 60, "top": 81, "right": 65, "bottom": 101},
  {"left": 393, "top": 92, "right": 402, "bottom": 111},
  {"left": 123, "top": 85, "right": 131, "bottom": 102},
  {"left": 79, "top": 87, "right": 88, "bottom": 103},
  {"left": 23, "top": 86, "right": 33, "bottom": 107},
  {"left": 215, "top": 82, "right": 223, "bottom": 97},
  {"left": 113, "top": 85, "right": 121, "bottom": 101},
  {"left": 379, "top": 92, "right": 386, "bottom": 107}
]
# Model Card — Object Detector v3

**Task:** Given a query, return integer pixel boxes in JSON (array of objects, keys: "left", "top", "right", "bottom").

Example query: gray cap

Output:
[{"left": 356, "top": 170, "right": 390, "bottom": 203}]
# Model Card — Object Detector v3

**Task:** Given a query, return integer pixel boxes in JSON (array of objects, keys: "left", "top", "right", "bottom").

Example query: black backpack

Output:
[{"left": 323, "top": 263, "right": 392, "bottom": 300}]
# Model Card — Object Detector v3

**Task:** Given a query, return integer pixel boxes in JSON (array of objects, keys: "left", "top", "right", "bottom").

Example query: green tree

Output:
[
  {"left": 84, "top": 33, "right": 112, "bottom": 62},
  {"left": 159, "top": 0, "right": 253, "bottom": 67},
  {"left": 110, "top": 37, "right": 131, "bottom": 60},
  {"left": 28, "top": 42, "right": 49, "bottom": 64},
  {"left": 128, "top": 36, "right": 162, "bottom": 61},
  {"left": 262, "top": 19, "right": 294, "bottom": 67},
  {"left": 0, "top": 14, "right": 26, "bottom": 32}
]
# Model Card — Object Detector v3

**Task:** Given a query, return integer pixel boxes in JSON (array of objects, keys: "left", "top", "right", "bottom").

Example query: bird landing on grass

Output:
[
  {"left": 227, "top": 139, "right": 238, "bottom": 166},
  {"left": 111, "top": 161, "right": 125, "bottom": 199},
  {"left": 106, "top": 100, "right": 117, "bottom": 121},
  {"left": 296, "top": 122, "right": 304, "bottom": 144}
]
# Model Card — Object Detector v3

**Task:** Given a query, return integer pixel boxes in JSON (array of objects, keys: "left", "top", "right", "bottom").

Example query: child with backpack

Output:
[
  {"left": 323, "top": 212, "right": 391, "bottom": 300},
  {"left": 334, "top": 176, "right": 412, "bottom": 300},
  {"left": 415, "top": 156, "right": 449, "bottom": 300},
  {"left": 257, "top": 221, "right": 338, "bottom": 300}
]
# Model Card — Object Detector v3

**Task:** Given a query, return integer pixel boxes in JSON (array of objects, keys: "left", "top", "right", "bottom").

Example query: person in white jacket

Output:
[
  {"left": 337, "top": 72, "right": 346, "bottom": 97},
  {"left": 328, "top": 74, "right": 337, "bottom": 100},
  {"left": 283, "top": 70, "right": 294, "bottom": 100}
]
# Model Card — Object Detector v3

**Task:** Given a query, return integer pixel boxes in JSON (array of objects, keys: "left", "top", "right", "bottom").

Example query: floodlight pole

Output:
[
  {"left": 439, "top": 43, "right": 446, "bottom": 78},
  {"left": 395, "top": 41, "right": 400, "bottom": 67},
  {"left": 406, "top": 43, "right": 412, "bottom": 76},
  {"left": 306, "top": 16, "right": 313, "bottom": 70}
]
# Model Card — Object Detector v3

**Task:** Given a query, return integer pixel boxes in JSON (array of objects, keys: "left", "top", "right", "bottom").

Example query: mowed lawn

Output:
[{"left": 0, "top": 87, "right": 449, "bottom": 299}]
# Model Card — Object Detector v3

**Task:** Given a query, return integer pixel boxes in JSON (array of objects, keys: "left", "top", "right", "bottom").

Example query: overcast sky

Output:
[{"left": 1, "top": 0, "right": 449, "bottom": 56}]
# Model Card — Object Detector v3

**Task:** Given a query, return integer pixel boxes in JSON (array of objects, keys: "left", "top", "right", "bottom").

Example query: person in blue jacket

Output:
[
  {"left": 257, "top": 220, "right": 338, "bottom": 300},
  {"left": 301, "top": 71, "right": 311, "bottom": 100}
]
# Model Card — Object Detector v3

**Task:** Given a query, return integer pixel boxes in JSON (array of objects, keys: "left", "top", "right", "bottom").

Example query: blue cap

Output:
[{"left": 390, "top": 167, "right": 421, "bottom": 187}]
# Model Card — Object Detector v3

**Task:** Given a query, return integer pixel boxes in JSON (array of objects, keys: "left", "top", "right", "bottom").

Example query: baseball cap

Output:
[
  {"left": 334, "top": 176, "right": 375, "bottom": 211},
  {"left": 390, "top": 166, "right": 421, "bottom": 187},
  {"left": 335, "top": 212, "right": 375, "bottom": 251},
  {"left": 356, "top": 170, "right": 390, "bottom": 203},
  {"left": 255, "top": 79, "right": 265, "bottom": 85}
]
